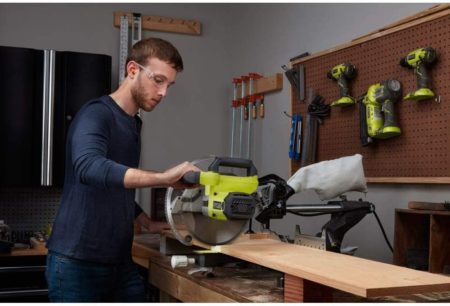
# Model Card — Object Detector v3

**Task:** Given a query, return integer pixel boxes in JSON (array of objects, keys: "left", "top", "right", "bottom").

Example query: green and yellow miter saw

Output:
[
  {"left": 165, "top": 157, "right": 259, "bottom": 246},
  {"left": 166, "top": 155, "right": 392, "bottom": 254}
]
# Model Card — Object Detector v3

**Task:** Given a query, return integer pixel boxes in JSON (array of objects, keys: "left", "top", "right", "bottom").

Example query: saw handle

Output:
[
  {"left": 208, "top": 157, "right": 257, "bottom": 176},
  {"left": 182, "top": 171, "right": 201, "bottom": 184}
]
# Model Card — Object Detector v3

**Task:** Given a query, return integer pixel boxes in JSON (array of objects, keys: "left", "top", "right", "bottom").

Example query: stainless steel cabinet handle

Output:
[{"left": 41, "top": 50, "right": 55, "bottom": 186}]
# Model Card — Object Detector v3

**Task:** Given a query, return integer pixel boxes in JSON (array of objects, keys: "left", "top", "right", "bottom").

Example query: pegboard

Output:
[
  {"left": 290, "top": 13, "right": 450, "bottom": 183},
  {"left": 0, "top": 188, "right": 61, "bottom": 235}
]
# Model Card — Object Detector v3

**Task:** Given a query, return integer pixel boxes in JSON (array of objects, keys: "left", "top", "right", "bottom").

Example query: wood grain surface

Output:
[{"left": 209, "top": 237, "right": 450, "bottom": 298}]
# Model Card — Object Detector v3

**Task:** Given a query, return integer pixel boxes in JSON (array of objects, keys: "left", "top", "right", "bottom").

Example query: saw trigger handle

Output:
[
  {"left": 182, "top": 171, "right": 201, "bottom": 184},
  {"left": 208, "top": 157, "right": 257, "bottom": 176}
]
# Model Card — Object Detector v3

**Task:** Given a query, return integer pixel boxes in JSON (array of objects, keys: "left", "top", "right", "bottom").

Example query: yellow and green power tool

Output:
[
  {"left": 182, "top": 158, "right": 258, "bottom": 221},
  {"left": 360, "top": 79, "right": 402, "bottom": 143},
  {"left": 327, "top": 63, "right": 357, "bottom": 107},
  {"left": 165, "top": 157, "right": 259, "bottom": 246},
  {"left": 400, "top": 47, "right": 437, "bottom": 101}
]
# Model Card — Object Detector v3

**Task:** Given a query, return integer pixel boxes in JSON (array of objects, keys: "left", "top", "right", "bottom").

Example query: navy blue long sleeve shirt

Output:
[{"left": 47, "top": 95, "right": 143, "bottom": 264}]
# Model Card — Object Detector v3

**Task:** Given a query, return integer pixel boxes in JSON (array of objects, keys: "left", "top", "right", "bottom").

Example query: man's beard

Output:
[{"left": 131, "top": 78, "right": 155, "bottom": 112}]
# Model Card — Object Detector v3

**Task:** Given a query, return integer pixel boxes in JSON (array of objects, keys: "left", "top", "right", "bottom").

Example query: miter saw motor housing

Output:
[
  {"left": 166, "top": 157, "right": 260, "bottom": 246},
  {"left": 182, "top": 157, "right": 259, "bottom": 221}
]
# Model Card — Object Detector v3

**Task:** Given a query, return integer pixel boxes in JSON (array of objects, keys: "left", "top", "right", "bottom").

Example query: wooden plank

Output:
[
  {"left": 355, "top": 4, "right": 450, "bottom": 41},
  {"left": 149, "top": 254, "right": 283, "bottom": 302},
  {"left": 255, "top": 73, "right": 283, "bottom": 94},
  {"left": 132, "top": 233, "right": 161, "bottom": 268},
  {"left": 8, "top": 248, "right": 47, "bottom": 256},
  {"left": 291, "top": 8, "right": 450, "bottom": 65},
  {"left": 284, "top": 274, "right": 305, "bottom": 302},
  {"left": 150, "top": 261, "right": 238, "bottom": 302},
  {"left": 236, "top": 73, "right": 283, "bottom": 97},
  {"left": 150, "top": 262, "right": 180, "bottom": 298},
  {"left": 409, "top": 201, "right": 450, "bottom": 211},
  {"left": 159, "top": 291, "right": 178, "bottom": 302},
  {"left": 205, "top": 238, "right": 450, "bottom": 298},
  {"left": 367, "top": 177, "right": 450, "bottom": 184},
  {"left": 429, "top": 215, "right": 450, "bottom": 273},
  {"left": 113, "top": 11, "right": 201, "bottom": 35},
  {"left": 284, "top": 274, "right": 333, "bottom": 302},
  {"left": 3, "top": 239, "right": 48, "bottom": 256},
  {"left": 396, "top": 208, "right": 450, "bottom": 216}
]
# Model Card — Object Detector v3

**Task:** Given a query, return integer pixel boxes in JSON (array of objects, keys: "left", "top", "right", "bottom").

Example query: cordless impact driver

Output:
[
  {"left": 362, "top": 79, "right": 402, "bottom": 142},
  {"left": 400, "top": 47, "right": 437, "bottom": 101},
  {"left": 327, "top": 63, "right": 357, "bottom": 107}
]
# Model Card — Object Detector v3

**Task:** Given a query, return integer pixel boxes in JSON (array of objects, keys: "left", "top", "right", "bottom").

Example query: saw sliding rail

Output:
[{"left": 286, "top": 204, "right": 344, "bottom": 212}]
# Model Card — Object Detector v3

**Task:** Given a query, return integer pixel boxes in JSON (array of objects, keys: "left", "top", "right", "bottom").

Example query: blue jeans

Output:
[{"left": 46, "top": 251, "right": 145, "bottom": 302}]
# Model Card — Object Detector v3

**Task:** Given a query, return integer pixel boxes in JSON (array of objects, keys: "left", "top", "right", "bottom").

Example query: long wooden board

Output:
[{"left": 205, "top": 237, "right": 450, "bottom": 298}]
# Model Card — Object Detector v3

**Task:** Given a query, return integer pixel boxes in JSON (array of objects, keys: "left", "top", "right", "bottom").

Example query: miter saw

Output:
[
  {"left": 165, "top": 155, "right": 391, "bottom": 253},
  {"left": 165, "top": 157, "right": 259, "bottom": 246}
]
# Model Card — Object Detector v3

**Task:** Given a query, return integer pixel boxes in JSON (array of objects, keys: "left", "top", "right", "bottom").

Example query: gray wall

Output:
[
  {"left": 1, "top": 3, "right": 447, "bottom": 263},
  {"left": 0, "top": 3, "right": 234, "bottom": 214}
]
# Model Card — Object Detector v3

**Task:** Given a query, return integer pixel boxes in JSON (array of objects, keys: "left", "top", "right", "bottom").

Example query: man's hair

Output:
[{"left": 125, "top": 37, "right": 183, "bottom": 75}]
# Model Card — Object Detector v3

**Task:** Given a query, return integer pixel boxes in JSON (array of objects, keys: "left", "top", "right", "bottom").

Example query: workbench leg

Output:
[{"left": 284, "top": 274, "right": 333, "bottom": 302}]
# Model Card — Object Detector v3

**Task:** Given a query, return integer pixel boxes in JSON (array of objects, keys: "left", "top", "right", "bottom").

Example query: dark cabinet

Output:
[
  {"left": 0, "top": 47, "right": 43, "bottom": 187},
  {"left": 0, "top": 255, "right": 48, "bottom": 302},
  {"left": 0, "top": 46, "right": 111, "bottom": 187}
]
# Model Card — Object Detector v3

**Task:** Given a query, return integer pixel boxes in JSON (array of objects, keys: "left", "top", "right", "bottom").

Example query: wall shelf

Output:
[{"left": 394, "top": 208, "right": 450, "bottom": 274}]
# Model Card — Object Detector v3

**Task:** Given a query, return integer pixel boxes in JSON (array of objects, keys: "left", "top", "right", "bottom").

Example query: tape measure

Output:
[
  {"left": 118, "top": 13, "right": 142, "bottom": 85},
  {"left": 119, "top": 15, "right": 129, "bottom": 85}
]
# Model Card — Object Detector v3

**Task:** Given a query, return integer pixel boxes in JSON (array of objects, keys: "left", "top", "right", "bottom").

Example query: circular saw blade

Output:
[{"left": 165, "top": 157, "right": 249, "bottom": 246}]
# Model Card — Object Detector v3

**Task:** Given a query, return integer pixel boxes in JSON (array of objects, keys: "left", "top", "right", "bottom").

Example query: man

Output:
[{"left": 46, "top": 38, "right": 200, "bottom": 302}]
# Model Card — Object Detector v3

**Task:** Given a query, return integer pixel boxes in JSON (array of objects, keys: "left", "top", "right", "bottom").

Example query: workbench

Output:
[
  {"left": 132, "top": 232, "right": 450, "bottom": 303},
  {"left": 149, "top": 255, "right": 283, "bottom": 302},
  {"left": 0, "top": 240, "right": 48, "bottom": 302}
]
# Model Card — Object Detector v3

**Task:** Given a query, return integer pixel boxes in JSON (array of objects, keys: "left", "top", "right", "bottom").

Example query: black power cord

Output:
[{"left": 372, "top": 210, "right": 394, "bottom": 253}]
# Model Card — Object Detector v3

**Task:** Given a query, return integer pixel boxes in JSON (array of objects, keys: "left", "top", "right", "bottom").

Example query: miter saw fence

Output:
[
  {"left": 255, "top": 176, "right": 393, "bottom": 254},
  {"left": 254, "top": 154, "right": 392, "bottom": 253}
]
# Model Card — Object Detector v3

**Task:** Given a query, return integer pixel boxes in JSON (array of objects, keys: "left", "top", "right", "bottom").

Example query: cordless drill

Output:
[
  {"left": 362, "top": 79, "right": 402, "bottom": 141},
  {"left": 327, "top": 63, "right": 357, "bottom": 107},
  {"left": 400, "top": 47, "right": 437, "bottom": 101}
]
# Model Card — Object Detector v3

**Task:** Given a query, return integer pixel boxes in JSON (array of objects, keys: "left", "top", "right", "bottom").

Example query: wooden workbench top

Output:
[
  {"left": 211, "top": 237, "right": 450, "bottom": 298},
  {"left": 0, "top": 238, "right": 48, "bottom": 257}
]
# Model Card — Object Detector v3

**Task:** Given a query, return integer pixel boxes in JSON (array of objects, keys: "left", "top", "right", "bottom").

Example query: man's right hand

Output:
[
  {"left": 123, "top": 161, "right": 201, "bottom": 189},
  {"left": 162, "top": 161, "right": 201, "bottom": 188}
]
